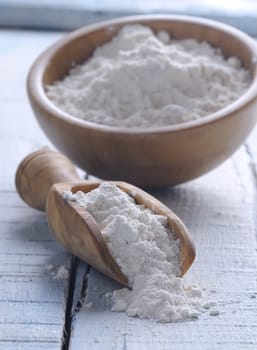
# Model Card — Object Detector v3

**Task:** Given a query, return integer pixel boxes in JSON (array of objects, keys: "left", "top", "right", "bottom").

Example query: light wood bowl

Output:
[{"left": 27, "top": 15, "right": 257, "bottom": 187}]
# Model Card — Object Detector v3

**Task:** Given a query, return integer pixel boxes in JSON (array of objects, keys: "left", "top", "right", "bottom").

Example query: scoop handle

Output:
[{"left": 15, "top": 148, "right": 81, "bottom": 211}]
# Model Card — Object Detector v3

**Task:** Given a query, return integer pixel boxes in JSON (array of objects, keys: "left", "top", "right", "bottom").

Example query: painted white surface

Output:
[
  {"left": 0, "top": 30, "right": 69, "bottom": 349},
  {"left": 70, "top": 147, "right": 257, "bottom": 349},
  {"left": 1, "top": 28, "right": 257, "bottom": 349}
]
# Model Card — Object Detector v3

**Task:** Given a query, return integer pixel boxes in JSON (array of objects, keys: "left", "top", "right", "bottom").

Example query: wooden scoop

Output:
[{"left": 15, "top": 148, "right": 195, "bottom": 286}]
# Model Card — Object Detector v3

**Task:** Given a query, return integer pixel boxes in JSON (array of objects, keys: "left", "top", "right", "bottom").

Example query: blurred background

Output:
[{"left": 0, "top": 0, "right": 257, "bottom": 35}]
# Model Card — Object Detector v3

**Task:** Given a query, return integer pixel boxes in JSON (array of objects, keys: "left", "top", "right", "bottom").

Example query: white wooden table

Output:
[{"left": 1, "top": 29, "right": 257, "bottom": 350}]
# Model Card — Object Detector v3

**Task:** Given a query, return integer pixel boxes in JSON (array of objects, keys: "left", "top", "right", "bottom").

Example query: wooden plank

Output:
[
  {"left": 0, "top": 30, "right": 71, "bottom": 349},
  {"left": 0, "top": 193, "right": 70, "bottom": 347},
  {"left": 1, "top": 1, "right": 257, "bottom": 35},
  {"left": 0, "top": 344, "right": 59, "bottom": 350},
  {"left": 70, "top": 146, "right": 257, "bottom": 349},
  {"left": 0, "top": 189, "right": 71, "bottom": 345},
  {"left": 246, "top": 124, "right": 257, "bottom": 176},
  {"left": 1, "top": 26, "right": 257, "bottom": 349},
  {"left": 0, "top": 324, "right": 62, "bottom": 343}
]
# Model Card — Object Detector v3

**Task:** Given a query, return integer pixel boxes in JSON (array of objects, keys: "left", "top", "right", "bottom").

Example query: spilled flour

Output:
[
  {"left": 47, "top": 24, "right": 251, "bottom": 128},
  {"left": 65, "top": 182, "right": 216, "bottom": 322},
  {"left": 46, "top": 264, "right": 69, "bottom": 280}
]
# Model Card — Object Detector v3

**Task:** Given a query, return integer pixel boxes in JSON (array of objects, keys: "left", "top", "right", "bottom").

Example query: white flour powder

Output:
[
  {"left": 65, "top": 182, "right": 207, "bottom": 322},
  {"left": 46, "top": 264, "right": 69, "bottom": 280},
  {"left": 47, "top": 24, "right": 251, "bottom": 128}
]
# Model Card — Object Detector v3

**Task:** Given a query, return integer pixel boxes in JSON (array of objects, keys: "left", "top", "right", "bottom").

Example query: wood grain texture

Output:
[
  {"left": 70, "top": 146, "right": 257, "bottom": 350},
  {"left": 27, "top": 15, "right": 257, "bottom": 187},
  {"left": 15, "top": 149, "right": 81, "bottom": 211},
  {"left": 0, "top": 30, "right": 71, "bottom": 349},
  {"left": 15, "top": 147, "right": 194, "bottom": 285},
  {"left": 0, "top": 189, "right": 70, "bottom": 348},
  {"left": 1, "top": 26, "right": 257, "bottom": 350}
]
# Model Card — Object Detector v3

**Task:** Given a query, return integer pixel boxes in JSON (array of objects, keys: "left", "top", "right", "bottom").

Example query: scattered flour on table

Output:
[
  {"left": 46, "top": 264, "right": 69, "bottom": 280},
  {"left": 64, "top": 182, "right": 218, "bottom": 322},
  {"left": 47, "top": 24, "right": 251, "bottom": 128},
  {"left": 94, "top": 336, "right": 101, "bottom": 343}
]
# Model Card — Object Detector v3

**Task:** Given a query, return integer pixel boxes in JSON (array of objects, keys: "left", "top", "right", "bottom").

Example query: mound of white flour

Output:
[
  {"left": 47, "top": 24, "right": 251, "bottom": 128},
  {"left": 66, "top": 182, "right": 206, "bottom": 322}
]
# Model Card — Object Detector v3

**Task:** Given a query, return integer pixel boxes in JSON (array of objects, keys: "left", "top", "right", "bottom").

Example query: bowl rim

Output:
[{"left": 28, "top": 14, "right": 257, "bottom": 135}]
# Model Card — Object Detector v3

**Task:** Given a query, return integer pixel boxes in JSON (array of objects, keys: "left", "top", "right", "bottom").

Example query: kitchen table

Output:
[{"left": 1, "top": 29, "right": 257, "bottom": 350}]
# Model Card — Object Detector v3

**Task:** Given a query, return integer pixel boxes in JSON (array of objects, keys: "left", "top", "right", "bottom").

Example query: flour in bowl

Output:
[
  {"left": 64, "top": 182, "right": 213, "bottom": 322},
  {"left": 47, "top": 24, "right": 251, "bottom": 128}
]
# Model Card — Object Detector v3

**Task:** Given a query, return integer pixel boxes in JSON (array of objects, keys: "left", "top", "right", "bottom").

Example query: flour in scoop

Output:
[
  {"left": 47, "top": 24, "right": 251, "bottom": 128},
  {"left": 65, "top": 182, "right": 207, "bottom": 322}
]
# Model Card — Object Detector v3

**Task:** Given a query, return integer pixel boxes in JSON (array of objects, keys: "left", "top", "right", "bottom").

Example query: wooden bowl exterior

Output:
[{"left": 27, "top": 15, "right": 257, "bottom": 187}]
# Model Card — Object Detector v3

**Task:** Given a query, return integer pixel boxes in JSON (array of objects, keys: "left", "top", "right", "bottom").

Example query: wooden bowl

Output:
[{"left": 27, "top": 15, "right": 257, "bottom": 187}]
